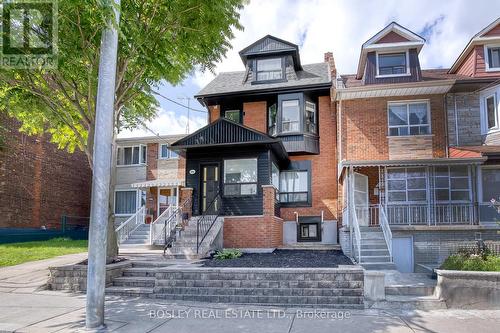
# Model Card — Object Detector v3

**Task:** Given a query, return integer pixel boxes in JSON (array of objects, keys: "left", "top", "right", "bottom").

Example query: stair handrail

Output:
[
  {"left": 149, "top": 204, "right": 175, "bottom": 245},
  {"left": 161, "top": 197, "right": 192, "bottom": 251},
  {"left": 352, "top": 205, "right": 362, "bottom": 264},
  {"left": 196, "top": 188, "right": 222, "bottom": 254},
  {"left": 115, "top": 206, "right": 145, "bottom": 244},
  {"left": 379, "top": 204, "right": 393, "bottom": 262}
]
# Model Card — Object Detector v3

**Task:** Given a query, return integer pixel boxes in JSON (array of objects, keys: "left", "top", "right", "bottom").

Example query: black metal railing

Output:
[
  {"left": 162, "top": 197, "right": 192, "bottom": 254},
  {"left": 196, "top": 189, "right": 222, "bottom": 254}
]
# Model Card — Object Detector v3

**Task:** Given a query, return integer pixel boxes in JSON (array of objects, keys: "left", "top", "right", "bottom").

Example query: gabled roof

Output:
[
  {"left": 239, "top": 35, "right": 302, "bottom": 70},
  {"left": 356, "top": 22, "right": 425, "bottom": 79},
  {"left": 170, "top": 118, "right": 289, "bottom": 161},
  {"left": 449, "top": 17, "right": 500, "bottom": 73}
]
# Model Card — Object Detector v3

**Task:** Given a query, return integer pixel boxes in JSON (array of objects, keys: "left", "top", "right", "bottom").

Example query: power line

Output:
[{"left": 152, "top": 91, "right": 207, "bottom": 113}]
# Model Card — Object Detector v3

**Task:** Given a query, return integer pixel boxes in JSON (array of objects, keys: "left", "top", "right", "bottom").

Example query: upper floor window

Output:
[
  {"left": 485, "top": 45, "right": 500, "bottom": 71},
  {"left": 377, "top": 52, "right": 409, "bottom": 77},
  {"left": 305, "top": 101, "right": 317, "bottom": 134},
  {"left": 223, "top": 158, "right": 258, "bottom": 196},
  {"left": 388, "top": 101, "right": 430, "bottom": 136},
  {"left": 256, "top": 58, "right": 283, "bottom": 81},
  {"left": 159, "top": 144, "right": 178, "bottom": 159},
  {"left": 480, "top": 88, "right": 499, "bottom": 134},
  {"left": 268, "top": 103, "right": 277, "bottom": 136},
  {"left": 117, "top": 145, "right": 146, "bottom": 166},
  {"left": 281, "top": 99, "right": 300, "bottom": 133},
  {"left": 486, "top": 94, "right": 498, "bottom": 130},
  {"left": 224, "top": 110, "right": 242, "bottom": 124}
]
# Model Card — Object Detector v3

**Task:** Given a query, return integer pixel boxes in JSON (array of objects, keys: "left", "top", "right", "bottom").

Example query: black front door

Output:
[{"left": 201, "top": 164, "right": 219, "bottom": 214}]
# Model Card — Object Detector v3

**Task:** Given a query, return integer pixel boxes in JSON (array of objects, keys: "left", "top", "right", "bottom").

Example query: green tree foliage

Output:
[{"left": 0, "top": 0, "right": 245, "bottom": 166}]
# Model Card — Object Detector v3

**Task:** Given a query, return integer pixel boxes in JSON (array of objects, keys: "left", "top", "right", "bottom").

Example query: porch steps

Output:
[
  {"left": 358, "top": 227, "right": 395, "bottom": 270},
  {"left": 279, "top": 243, "right": 341, "bottom": 250},
  {"left": 372, "top": 295, "right": 447, "bottom": 310},
  {"left": 106, "top": 262, "right": 366, "bottom": 308},
  {"left": 121, "top": 224, "right": 151, "bottom": 246},
  {"left": 164, "top": 216, "right": 223, "bottom": 259}
]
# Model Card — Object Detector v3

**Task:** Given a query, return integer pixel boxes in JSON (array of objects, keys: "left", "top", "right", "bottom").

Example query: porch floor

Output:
[{"left": 202, "top": 249, "right": 353, "bottom": 268}]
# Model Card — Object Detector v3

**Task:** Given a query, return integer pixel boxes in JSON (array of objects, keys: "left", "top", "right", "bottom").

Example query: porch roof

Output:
[{"left": 130, "top": 179, "right": 185, "bottom": 189}]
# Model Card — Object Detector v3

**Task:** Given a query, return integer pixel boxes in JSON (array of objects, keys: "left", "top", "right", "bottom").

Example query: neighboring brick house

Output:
[
  {"left": 0, "top": 114, "right": 91, "bottom": 229},
  {"left": 113, "top": 135, "right": 186, "bottom": 227},
  {"left": 171, "top": 35, "right": 338, "bottom": 248},
  {"left": 336, "top": 21, "right": 500, "bottom": 272}
]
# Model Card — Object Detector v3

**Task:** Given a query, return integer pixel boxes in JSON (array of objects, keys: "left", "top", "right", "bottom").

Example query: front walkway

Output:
[{"left": 1, "top": 252, "right": 500, "bottom": 332}]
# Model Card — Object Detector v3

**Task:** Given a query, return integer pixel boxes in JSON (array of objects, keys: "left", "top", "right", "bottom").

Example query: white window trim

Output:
[
  {"left": 434, "top": 166, "right": 472, "bottom": 203},
  {"left": 114, "top": 189, "right": 143, "bottom": 216},
  {"left": 387, "top": 99, "right": 431, "bottom": 136},
  {"left": 375, "top": 50, "right": 411, "bottom": 78},
  {"left": 483, "top": 43, "right": 500, "bottom": 72},
  {"left": 385, "top": 167, "right": 429, "bottom": 204},
  {"left": 480, "top": 89, "right": 500, "bottom": 134},
  {"left": 158, "top": 143, "right": 179, "bottom": 160},
  {"left": 117, "top": 144, "right": 147, "bottom": 167}
]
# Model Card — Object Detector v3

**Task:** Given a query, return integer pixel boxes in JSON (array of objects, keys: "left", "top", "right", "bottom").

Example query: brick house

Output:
[
  {"left": 337, "top": 21, "right": 500, "bottom": 272},
  {"left": 0, "top": 114, "right": 91, "bottom": 230}
]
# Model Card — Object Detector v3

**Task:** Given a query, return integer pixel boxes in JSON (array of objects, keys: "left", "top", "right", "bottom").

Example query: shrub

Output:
[
  {"left": 214, "top": 248, "right": 242, "bottom": 260},
  {"left": 441, "top": 253, "right": 500, "bottom": 271}
]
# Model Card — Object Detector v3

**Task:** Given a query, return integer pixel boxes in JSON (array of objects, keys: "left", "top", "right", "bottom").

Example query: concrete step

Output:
[
  {"left": 105, "top": 286, "right": 154, "bottom": 297},
  {"left": 279, "top": 244, "right": 341, "bottom": 250},
  {"left": 153, "top": 293, "right": 364, "bottom": 307},
  {"left": 371, "top": 295, "right": 446, "bottom": 310},
  {"left": 130, "top": 261, "right": 173, "bottom": 268},
  {"left": 113, "top": 276, "right": 155, "bottom": 288},
  {"left": 360, "top": 239, "right": 387, "bottom": 246},
  {"left": 155, "top": 286, "right": 363, "bottom": 297},
  {"left": 361, "top": 233, "right": 385, "bottom": 240},
  {"left": 123, "top": 240, "right": 149, "bottom": 245},
  {"left": 360, "top": 227, "right": 381, "bottom": 231},
  {"left": 361, "top": 249, "right": 389, "bottom": 256},
  {"left": 155, "top": 279, "right": 363, "bottom": 289},
  {"left": 361, "top": 255, "right": 391, "bottom": 263},
  {"left": 122, "top": 267, "right": 158, "bottom": 277},
  {"left": 360, "top": 262, "right": 397, "bottom": 270},
  {"left": 385, "top": 285, "right": 435, "bottom": 297},
  {"left": 361, "top": 243, "right": 388, "bottom": 250}
]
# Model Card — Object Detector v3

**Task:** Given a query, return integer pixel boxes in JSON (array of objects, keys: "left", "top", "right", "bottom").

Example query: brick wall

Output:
[
  {"left": 280, "top": 95, "right": 338, "bottom": 221},
  {"left": 0, "top": 115, "right": 91, "bottom": 228},
  {"left": 340, "top": 94, "right": 447, "bottom": 161},
  {"left": 146, "top": 143, "right": 158, "bottom": 180},
  {"left": 243, "top": 101, "right": 267, "bottom": 132},
  {"left": 446, "top": 92, "right": 482, "bottom": 146},
  {"left": 208, "top": 105, "right": 220, "bottom": 123}
]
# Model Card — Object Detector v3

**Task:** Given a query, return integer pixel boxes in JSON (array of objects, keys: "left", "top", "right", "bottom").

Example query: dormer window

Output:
[
  {"left": 377, "top": 51, "right": 409, "bottom": 77},
  {"left": 485, "top": 45, "right": 500, "bottom": 71},
  {"left": 256, "top": 58, "right": 283, "bottom": 81}
]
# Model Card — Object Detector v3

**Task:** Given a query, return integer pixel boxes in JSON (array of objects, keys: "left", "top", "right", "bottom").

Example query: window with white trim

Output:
[
  {"left": 434, "top": 166, "right": 471, "bottom": 202},
  {"left": 486, "top": 94, "right": 498, "bottom": 131},
  {"left": 159, "top": 144, "right": 178, "bottom": 159},
  {"left": 388, "top": 101, "right": 430, "bottom": 136},
  {"left": 279, "top": 170, "right": 308, "bottom": 203},
  {"left": 387, "top": 167, "right": 427, "bottom": 203},
  {"left": 117, "top": 145, "right": 146, "bottom": 166},
  {"left": 223, "top": 158, "right": 258, "bottom": 196},
  {"left": 377, "top": 52, "right": 408, "bottom": 76},
  {"left": 114, "top": 190, "right": 145, "bottom": 215},
  {"left": 485, "top": 45, "right": 500, "bottom": 71}
]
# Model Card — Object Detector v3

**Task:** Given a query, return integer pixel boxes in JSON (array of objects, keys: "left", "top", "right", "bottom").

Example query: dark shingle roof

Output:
[{"left": 196, "top": 62, "right": 331, "bottom": 98}]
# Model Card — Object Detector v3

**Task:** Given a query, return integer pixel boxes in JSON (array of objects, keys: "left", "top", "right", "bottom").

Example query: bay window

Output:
[
  {"left": 281, "top": 99, "right": 300, "bottom": 133},
  {"left": 388, "top": 101, "right": 430, "bottom": 136},
  {"left": 117, "top": 145, "right": 146, "bottom": 166},
  {"left": 305, "top": 101, "right": 317, "bottom": 134},
  {"left": 256, "top": 58, "right": 283, "bottom": 81},
  {"left": 223, "top": 158, "right": 258, "bottom": 196},
  {"left": 280, "top": 170, "right": 308, "bottom": 203},
  {"left": 387, "top": 167, "right": 427, "bottom": 203},
  {"left": 377, "top": 52, "right": 408, "bottom": 76},
  {"left": 434, "top": 166, "right": 471, "bottom": 202}
]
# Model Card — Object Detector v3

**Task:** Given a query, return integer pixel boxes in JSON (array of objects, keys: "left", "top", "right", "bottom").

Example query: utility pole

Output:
[
  {"left": 85, "top": 0, "right": 120, "bottom": 329},
  {"left": 178, "top": 97, "right": 191, "bottom": 134}
]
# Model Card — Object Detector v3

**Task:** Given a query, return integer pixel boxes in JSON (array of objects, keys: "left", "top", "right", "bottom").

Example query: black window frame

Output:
[
  {"left": 251, "top": 56, "right": 287, "bottom": 84},
  {"left": 222, "top": 157, "right": 259, "bottom": 197},
  {"left": 224, "top": 109, "right": 243, "bottom": 124},
  {"left": 278, "top": 93, "right": 303, "bottom": 135},
  {"left": 279, "top": 160, "right": 312, "bottom": 207}
]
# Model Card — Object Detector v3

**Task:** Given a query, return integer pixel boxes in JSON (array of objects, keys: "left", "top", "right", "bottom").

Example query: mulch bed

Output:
[{"left": 202, "top": 250, "right": 353, "bottom": 268}]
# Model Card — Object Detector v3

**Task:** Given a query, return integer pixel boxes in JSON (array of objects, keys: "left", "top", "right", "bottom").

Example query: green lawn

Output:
[{"left": 0, "top": 238, "right": 88, "bottom": 267}]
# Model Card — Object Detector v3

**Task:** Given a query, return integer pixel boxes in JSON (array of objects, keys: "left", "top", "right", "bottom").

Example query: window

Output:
[
  {"left": 434, "top": 166, "right": 470, "bottom": 202},
  {"left": 280, "top": 170, "right": 308, "bottom": 203},
  {"left": 305, "top": 101, "right": 317, "bottom": 134},
  {"left": 481, "top": 168, "right": 500, "bottom": 202},
  {"left": 388, "top": 101, "right": 430, "bottom": 136},
  {"left": 387, "top": 168, "right": 427, "bottom": 203},
  {"left": 117, "top": 145, "right": 146, "bottom": 165},
  {"left": 281, "top": 99, "right": 300, "bottom": 133},
  {"left": 115, "top": 190, "right": 141, "bottom": 215},
  {"left": 224, "top": 110, "right": 241, "bottom": 123},
  {"left": 268, "top": 103, "right": 277, "bottom": 136},
  {"left": 223, "top": 158, "right": 258, "bottom": 196},
  {"left": 486, "top": 46, "right": 500, "bottom": 70},
  {"left": 377, "top": 52, "right": 408, "bottom": 76},
  {"left": 159, "top": 144, "right": 178, "bottom": 159},
  {"left": 256, "top": 58, "right": 283, "bottom": 81},
  {"left": 271, "top": 163, "right": 279, "bottom": 190},
  {"left": 486, "top": 95, "right": 498, "bottom": 130}
]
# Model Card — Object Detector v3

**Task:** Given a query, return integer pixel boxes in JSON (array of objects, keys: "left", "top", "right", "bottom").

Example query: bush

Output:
[
  {"left": 214, "top": 248, "right": 242, "bottom": 260},
  {"left": 440, "top": 253, "right": 500, "bottom": 271}
]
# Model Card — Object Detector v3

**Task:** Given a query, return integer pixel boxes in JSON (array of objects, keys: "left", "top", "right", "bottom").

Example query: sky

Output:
[{"left": 118, "top": 0, "right": 500, "bottom": 138}]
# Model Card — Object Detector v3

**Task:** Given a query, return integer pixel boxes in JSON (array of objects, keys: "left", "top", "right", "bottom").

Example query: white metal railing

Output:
[
  {"left": 379, "top": 204, "right": 393, "bottom": 262},
  {"left": 352, "top": 205, "right": 362, "bottom": 263},
  {"left": 149, "top": 205, "right": 177, "bottom": 245},
  {"left": 115, "top": 206, "right": 146, "bottom": 244},
  {"left": 385, "top": 203, "right": 476, "bottom": 225}
]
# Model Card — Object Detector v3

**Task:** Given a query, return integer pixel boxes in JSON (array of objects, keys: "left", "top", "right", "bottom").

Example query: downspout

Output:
[{"left": 454, "top": 94, "right": 459, "bottom": 148}]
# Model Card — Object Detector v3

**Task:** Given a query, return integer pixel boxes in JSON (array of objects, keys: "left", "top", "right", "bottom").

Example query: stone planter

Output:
[
  {"left": 435, "top": 269, "right": 500, "bottom": 309},
  {"left": 48, "top": 261, "right": 132, "bottom": 292}
]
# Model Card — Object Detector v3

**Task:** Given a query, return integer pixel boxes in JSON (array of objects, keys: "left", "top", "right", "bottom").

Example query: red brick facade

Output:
[
  {"left": 0, "top": 115, "right": 91, "bottom": 229},
  {"left": 243, "top": 101, "right": 267, "bottom": 132}
]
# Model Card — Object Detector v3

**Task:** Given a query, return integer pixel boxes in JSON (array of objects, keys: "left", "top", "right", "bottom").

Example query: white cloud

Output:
[
  {"left": 193, "top": 0, "right": 500, "bottom": 86},
  {"left": 117, "top": 107, "right": 206, "bottom": 138}
]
